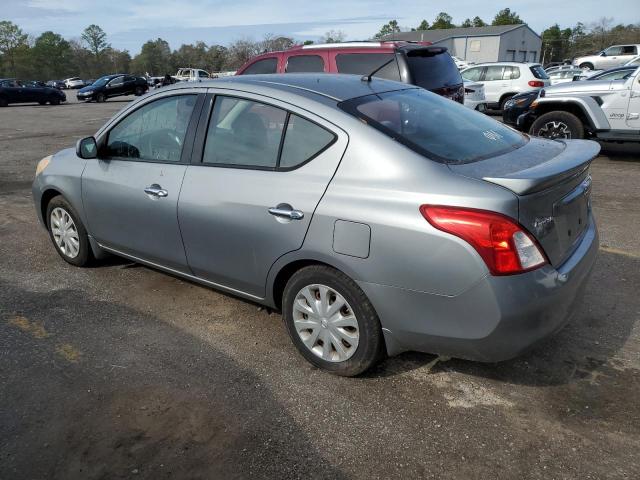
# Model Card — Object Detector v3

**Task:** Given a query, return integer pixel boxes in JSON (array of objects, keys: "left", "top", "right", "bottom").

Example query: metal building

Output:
[{"left": 382, "top": 24, "right": 542, "bottom": 63}]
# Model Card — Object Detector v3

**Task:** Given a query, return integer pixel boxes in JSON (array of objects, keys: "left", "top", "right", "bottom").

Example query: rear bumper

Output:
[{"left": 359, "top": 215, "right": 599, "bottom": 362}]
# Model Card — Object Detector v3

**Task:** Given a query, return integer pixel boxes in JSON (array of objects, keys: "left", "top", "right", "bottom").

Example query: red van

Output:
[{"left": 236, "top": 41, "right": 464, "bottom": 103}]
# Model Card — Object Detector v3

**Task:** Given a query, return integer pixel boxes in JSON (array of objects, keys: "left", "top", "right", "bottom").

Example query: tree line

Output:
[{"left": 1, "top": 11, "right": 639, "bottom": 81}]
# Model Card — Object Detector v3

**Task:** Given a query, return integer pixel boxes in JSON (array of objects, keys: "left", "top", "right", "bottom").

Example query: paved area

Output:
[{"left": 1, "top": 95, "right": 639, "bottom": 479}]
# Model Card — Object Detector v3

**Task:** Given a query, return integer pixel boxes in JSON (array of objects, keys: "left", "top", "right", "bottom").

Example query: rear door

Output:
[{"left": 178, "top": 91, "right": 347, "bottom": 298}]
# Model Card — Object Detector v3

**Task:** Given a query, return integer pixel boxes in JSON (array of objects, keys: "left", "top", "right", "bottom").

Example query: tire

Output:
[
  {"left": 0, "top": 97, "right": 7, "bottom": 107},
  {"left": 134, "top": 86, "right": 144, "bottom": 96},
  {"left": 38, "top": 100, "right": 47, "bottom": 105},
  {"left": 579, "top": 62, "right": 594, "bottom": 70},
  {"left": 49, "top": 97, "right": 60, "bottom": 106},
  {"left": 282, "top": 265, "right": 385, "bottom": 376},
  {"left": 96, "top": 92, "right": 106, "bottom": 103},
  {"left": 45, "top": 195, "right": 93, "bottom": 267},
  {"left": 499, "top": 94, "right": 514, "bottom": 111},
  {"left": 530, "top": 111, "right": 584, "bottom": 140}
]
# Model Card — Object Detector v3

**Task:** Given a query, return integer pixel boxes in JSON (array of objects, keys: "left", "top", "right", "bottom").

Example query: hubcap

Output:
[
  {"left": 50, "top": 207, "right": 80, "bottom": 258},
  {"left": 292, "top": 284, "right": 359, "bottom": 362},
  {"left": 538, "top": 121, "right": 572, "bottom": 139}
]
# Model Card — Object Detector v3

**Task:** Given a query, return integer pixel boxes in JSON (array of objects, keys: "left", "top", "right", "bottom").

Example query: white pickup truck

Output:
[
  {"left": 524, "top": 66, "right": 640, "bottom": 142},
  {"left": 174, "top": 68, "right": 211, "bottom": 82}
]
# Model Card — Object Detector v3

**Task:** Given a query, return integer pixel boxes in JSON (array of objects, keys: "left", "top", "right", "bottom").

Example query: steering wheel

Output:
[{"left": 140, "top": 129, "right": 182, "bottom": 161}]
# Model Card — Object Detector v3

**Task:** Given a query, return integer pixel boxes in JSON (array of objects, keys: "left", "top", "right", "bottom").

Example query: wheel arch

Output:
[
  {"left": 532, "top": 97, "right": 607, "bottom": 131},
  {"left": 498, "top": 92, "right": 517, "bottom": 105},
  {"left": 40, "top": 188, "right": 63, "bottom": 226}
]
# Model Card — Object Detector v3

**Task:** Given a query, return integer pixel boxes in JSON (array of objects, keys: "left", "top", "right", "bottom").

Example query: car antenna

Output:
[{"left": 361, "top": 57, "right": 395, "bottom": 82}]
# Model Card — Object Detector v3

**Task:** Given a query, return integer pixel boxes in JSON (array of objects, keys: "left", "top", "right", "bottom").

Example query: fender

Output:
[{"left": 534, "top": 95, "right": 610, "bottom": 131}]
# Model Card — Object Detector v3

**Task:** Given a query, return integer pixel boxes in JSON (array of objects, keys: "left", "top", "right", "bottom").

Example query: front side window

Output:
[
  {"left": 279, "top": 115, "right": 335, "bottom": 168},
  {"left": 604, "top": 46, "right": 623, "bottom": 56},
  {"left": 340, "top": 88, "right": 526, "bottom": 164},
  {"left": 461, "top": 67, "right": 482, "bottom": 82},
  {"left": 286, "top": 55, "right": 325, "bottom": 73},
  {"left": 109, "top": 76, "right": 124, "bottom": 87},
  {"left": 203, "top": 96, "right": 287, "bottom": 168},
  {"left": 242, "top": 58, "right": 278, "bottom": 74},
  {"left": 106, "top": 95, "right": 197, "bottom": 162},
  {"left": 335, "top": 53, "right": 401, "bottom": 81}
]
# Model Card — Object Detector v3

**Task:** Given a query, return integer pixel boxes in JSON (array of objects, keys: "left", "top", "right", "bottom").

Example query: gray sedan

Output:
[{"left": 32, "top": 74, "right": 599, "bottom": 376}]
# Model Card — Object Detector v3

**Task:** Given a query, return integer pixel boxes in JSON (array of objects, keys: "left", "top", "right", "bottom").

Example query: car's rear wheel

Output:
[
  {"left": 579, "top": 62, "right": 594, "bottom": 70},
  {"left": 49, "top": 97, "right": 60, "bottom": 105},
  {"left": 96, "top": 93, "right": 106, "bottom": 103},
  {"left": 282, "top": 265, "right": 385, "bottom": 376},
  {"left": 0, "top": 97, "right": 7, "bottom": 107},
  {"left": 530, "top": 111, "right": 584, "bottom": 140},
  {"left": 46, "top": 195, "right": 93, "bottom": 267},
  {"left": 499, "top": 94, "right": 514, "bottom": 111},
  {"left": 38, "top": 100, "right": 47, "bottom": 105},
  {"left": 134, "top": 86, "right": 144, "bottom": 96}
]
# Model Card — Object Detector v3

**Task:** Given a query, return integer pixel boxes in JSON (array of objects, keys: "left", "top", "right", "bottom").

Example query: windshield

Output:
[
  {"left": 339, "top": 88, "right": 527, "bottom": 164},
  {"left": 92, "top": 76, "right": 111, "bottom": 87}
]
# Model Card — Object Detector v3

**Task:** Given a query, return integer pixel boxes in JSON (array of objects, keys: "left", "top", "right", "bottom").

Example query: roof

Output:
[
  {"left": 382, "top": 24, "right": 538, "bottom": 43},
  {"left": 169, "top": 74, "right": 415, "bottom": 102}
]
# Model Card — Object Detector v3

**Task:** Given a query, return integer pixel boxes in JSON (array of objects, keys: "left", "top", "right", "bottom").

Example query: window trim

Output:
[
  {"left": 100, "top": 92, "right": 204, "bottom": 165},
  {"left": 196, "top": 93, "right": 338, "bottom": 172}
]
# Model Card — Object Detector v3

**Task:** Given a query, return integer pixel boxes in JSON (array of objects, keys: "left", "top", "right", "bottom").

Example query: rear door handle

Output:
[
  {"left": 144, "top": 184, "right": 168, "bottom": 197},
  {"left": 268, "top": 206, "right": 304, "bottom": 220}
]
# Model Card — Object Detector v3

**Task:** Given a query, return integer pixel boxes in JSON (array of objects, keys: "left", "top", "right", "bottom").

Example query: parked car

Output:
[
  {"left": 625, "top": 55, "right": 640, "bottom": 66},
  {"left": 573, "top": 44, "right": 640, "bottom": 70},
  {"left": 76, "top": 74, "right": 148, "bottom": 102},
  {"left": 175, "top": 68, "right": 210, "bottom": 82},
  {"left": 502, "top": 90, "right": 539, "bottom": 127},
  {"left": 544, "top": 64, "right": 575, "bottom": 74},
  {"left": 463, "top": 81, "right": 486, "bottom": 111},
  {"left": 0, "top": 78, "right": 66, "bottom": 107},
  {"left": 46, "top": 80, "right": 66, "bottom": 89},
  {"left": 584, "top": 65, "right": 638, "bottom": 81},
  {"left": 63, "top": 77, "right": 85, "bottom": 89},
  {"left": 33, "top": 74, "right": 599, "bottom": 376},
  {"left": 460, "top": 62, "right": 550, "bottom": 110},
  {"left": 236, "top": 41, "right": 465, "bottom": 104},
  {"left": 544, "top": 62, "right": 572, "bottom": 72},
  {"left": 548, "top": 68, "right": 585, "bottom": 85},
  {"left": 522, "top": 67, "right": 640, "bottom": 140},
  {"left": 452, "top": 55, "right": 471, "bottom": 70}
]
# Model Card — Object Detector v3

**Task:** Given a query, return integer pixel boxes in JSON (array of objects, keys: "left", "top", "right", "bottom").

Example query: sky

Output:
[{"left": 4, "top": 0, "right": 640, "bottom": 53}]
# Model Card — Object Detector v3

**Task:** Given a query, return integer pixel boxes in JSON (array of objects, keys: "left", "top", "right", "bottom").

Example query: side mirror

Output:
[
  {"left": 76, "top": 136, "right": 98, "bottom": 159},
  {"left": 600, "top": 51, "right": 607, "bottom": 57}
]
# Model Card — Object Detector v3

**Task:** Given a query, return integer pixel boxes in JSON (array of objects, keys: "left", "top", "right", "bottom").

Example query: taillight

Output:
[
  {"left": 528, "top": 80, "right": 544, "bottom": 87},
  {"left": 419, "top": 205, "right": 547, "bottom": 275}
]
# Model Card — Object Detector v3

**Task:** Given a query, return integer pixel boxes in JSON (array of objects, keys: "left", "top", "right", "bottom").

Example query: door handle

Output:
[
  {"left": 268, "top": 206, "right": 304, "bottom": 220},
  {"left": 144, "top": 184, "right": 168, "bottom": 197}
]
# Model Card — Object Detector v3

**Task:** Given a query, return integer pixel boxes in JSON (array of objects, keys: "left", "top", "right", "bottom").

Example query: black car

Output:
[
  {"left": 76, "top": 74, "right": 149, "bottom": 102},
  {"left": 502, "top": 90, "right": 538, "bottom": 128},
  {"left": 0, "top": 78, "right": 66, "bottom": 107}
]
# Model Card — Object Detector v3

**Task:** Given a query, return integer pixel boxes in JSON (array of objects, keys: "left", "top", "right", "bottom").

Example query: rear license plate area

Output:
[{"left": 553, "top": 176, "right": 591, "bottom": 244}]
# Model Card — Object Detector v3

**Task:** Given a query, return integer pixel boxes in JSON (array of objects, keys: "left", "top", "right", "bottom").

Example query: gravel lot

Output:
[{"left": 1, "top": 94, "right": 639, "bottom": 479}]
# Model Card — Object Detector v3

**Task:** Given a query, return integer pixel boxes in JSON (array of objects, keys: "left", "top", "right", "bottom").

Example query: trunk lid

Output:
[{"left": 449, "top": 137, "right": 600, "bottom": 266}]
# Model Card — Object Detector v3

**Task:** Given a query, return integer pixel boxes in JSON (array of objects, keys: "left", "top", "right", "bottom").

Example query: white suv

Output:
[
  {"left": 573, "top": 45, "right": 640, "bottom": 70},
  {"left": 460, "top": 62, "right": 550, "bottom": 110}
]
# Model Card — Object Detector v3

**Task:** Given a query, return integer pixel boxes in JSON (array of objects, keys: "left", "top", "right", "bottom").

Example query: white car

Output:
[
  {"left": 573, "top": 44, "right": 640, "bottom": 70},
  {"left": 451, "top": 56, "right": 471, "bottom": 70},
  {"left": 625, "top": 55, "right": 640, "bottom": 67},
  {"left": 463, "top": 81, "right": 486, "bottom": 111},
  {"left": 175, "top": 68, "right": 211, "bottom": 82},
  {"left": 63, "top": 77, "right": 84, "bottom": 89},
  {"left": 547, "top": 68, "right": 585, "bottom": 85},
  {"left": 460, "top": 62, "right": 550, "bottom": 110}
]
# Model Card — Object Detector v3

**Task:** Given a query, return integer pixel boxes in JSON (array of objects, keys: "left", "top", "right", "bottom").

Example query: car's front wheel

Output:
[
  {"left": 282, "top": 265, "right": 385, "bottom": 376},
  {"left": 530, "top": 111, "right": 584, "bottom": 139},
  {"left": 96, "top": 93, "right": 106, "bottom": 103},
  {"left": 46, "top": 195, "right": 93, "bottom": 267},
  {"left": 134, "top": 86, "right": 145, "bottom": 96},
  {"left": 579, "top": 62, "right": 594, "bottom": 70}
]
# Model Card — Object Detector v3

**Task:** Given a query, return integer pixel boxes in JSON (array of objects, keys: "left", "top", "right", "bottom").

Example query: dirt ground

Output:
[{"left": 1, "top": 94, "right": 639, "bottom": 479}]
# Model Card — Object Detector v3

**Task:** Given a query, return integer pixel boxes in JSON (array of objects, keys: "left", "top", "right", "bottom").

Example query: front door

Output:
[
  {"left": 178, "top": 92, "right": 347, "bottom": 298},
  {"left": 627, "top": 73, "right": 640, "bottom": 129},
  {"left": 82, "top": 92, "right": 202, "bottom": 271},
  {"left": 482, "top": 65, "right": 508, "bottom": 104},
  {"left": 105, "top": 75, "right": 125, "bottom": 98}
]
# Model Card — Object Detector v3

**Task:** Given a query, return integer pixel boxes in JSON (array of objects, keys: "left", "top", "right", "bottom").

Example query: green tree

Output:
[
  {"left": 416, "top": 19, "right": 429, "bottom": 31},
  {"left": 492, "top": 8, "right": 523, "bottom": 26},
  {"left": 373, "top": 20, "right": 401, "bottom": 39},
  {"left": 461, "top": 18, "right": 472, "bottom": 28},
  {"left": 430, "top": 12, "right": 455, "bottom": 30},
  {"left": 0, "top": 21, "right": 29, "bottom": 76},
  {"left": 32, "top": 31, "right": 72, "bottom": 79},
  {"left": 131, "top": 38, "right": 173, "bottom": 75},
  {"left": 541, "top": 24, "right": 573, "bottom": 62},
  {"left": 320, "top": 30, "right": 346, "bottom": 44},
  {"left": 81, "top": 24, "right": 109, "bottom": 57},
  {"left": 472, "top": 16, "right": 487, "bottom": 27}
]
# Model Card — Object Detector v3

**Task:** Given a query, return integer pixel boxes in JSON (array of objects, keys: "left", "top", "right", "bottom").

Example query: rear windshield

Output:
[
  {"left": 404, "top": 50, "right": 462, "bottom": 89},
  {"left": 339, "top": 88, "right": 527, "bottom": 164},
  {"left": 530, "top": 65, "right": 549, "bottom": 79}
]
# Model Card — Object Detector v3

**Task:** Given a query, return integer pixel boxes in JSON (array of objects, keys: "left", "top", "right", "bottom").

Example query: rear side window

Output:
[
  {"left": 279, "top": 115, "right": 335, "bottom": 168},
  {"left": 461, "top": 67, "right": 483, "bottom": 81},
  {"left": 503, "top": 66, "right": 520, "bottom": 80},
  {"left": 484, "top": 66, "right": 505, "bottom": 81},
  {"left": 203, "top": 96, "right": 287, "bottom": 168},
  {"left": 242, "top": 58, "right": 278, "bottom": 74},
  {"left": 286, "top": 55, "right": 324, "bottom": 73},
  {"left": 404, "top": 50, "right": 462, "bottom": 89},
  {"left": 530, "top": 65, "right": 549, "bottom": 79},
  {"left": 335, "top": 53, "right": 401, "bottom": 81},
  {"left": 622, "top": 46, "right": 637, "bottom": 55}
]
